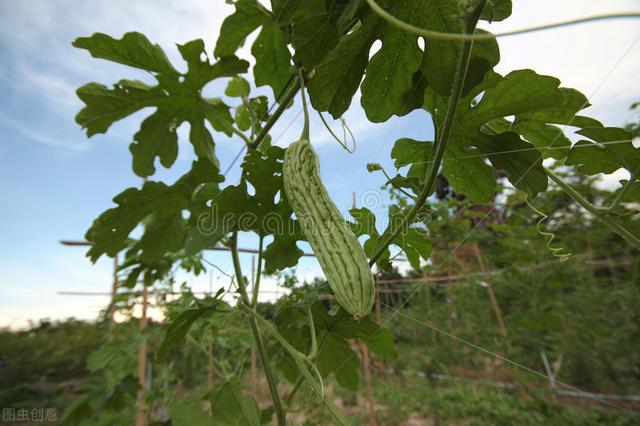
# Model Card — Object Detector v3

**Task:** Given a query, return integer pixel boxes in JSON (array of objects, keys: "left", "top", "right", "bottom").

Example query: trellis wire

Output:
[
  {"left": 388, "top": 368, "right": 640, "bottom": 402},
  {"left": 380, "top": 301, "right": 636, "bottom": 414}
]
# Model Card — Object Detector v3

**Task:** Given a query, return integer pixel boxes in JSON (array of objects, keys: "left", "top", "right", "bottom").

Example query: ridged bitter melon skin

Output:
[{"left": 284, "top": 138, "right": 375, "bottom": 320}]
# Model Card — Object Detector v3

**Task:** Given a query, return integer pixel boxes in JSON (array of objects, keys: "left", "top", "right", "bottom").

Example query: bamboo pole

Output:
[
  {"left": 373, "top": 277, "right": 385, "bottom": 375},
  {"left": 208, "top": 343, "right": 214, "bottom": 391},
  {"left": 135, "top": 177, "right": 149, "bottom": 426},
  {"left": 135, "top": 278, "right": 149, "bottom": 426},
  {"left": 108, "top": 255, "right": 118, "bottom": 341},
  {"left": 250, "top": 255, "right": 258, "bottom": 399},
  {"left": 361, "top": 343, "right": 377, "bottom": 426},
  {"left": 374, "top": 278, "right": 382, "bottom": 319},
  {"left": 472, "top": 245, "right": 509, "bottom": 341}
]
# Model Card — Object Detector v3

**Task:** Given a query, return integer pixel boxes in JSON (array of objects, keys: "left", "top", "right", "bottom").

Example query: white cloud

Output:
[
  {"left": 594, "top": 169, "right": 630, "bottom": 191},
  {"left": 0, "top": 0, "right": 235, "bottom": 116},
  {"left": 0, "top": 252, "right": 113, "bottom": 328},
  {"left": 0, "top": 110, "right": 88, "bottom": 152}
]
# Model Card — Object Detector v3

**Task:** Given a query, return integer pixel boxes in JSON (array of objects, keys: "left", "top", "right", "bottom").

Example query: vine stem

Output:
[
  {"left": 373, "top": 164, "right": 418, "bottom": 200},
  {"left": 251, "top": 236, "right": 264, "bottom": 307},
  {"left": 229, "top": 232, "right": 287, "bottom": 426},
  {"left": 364, "top": 0, "right": 640, "bottom": 41},
  {"left": 250, "top": 73, "right": 305, "bottom": 150},
  {"left": 368, "top": 1, "right": 486, "bottom": 266},
  {"left": 241, "top": 304, "right": 350, "bottom": 426},
  {"left": 545, "top": 169, "right": 640, "bottom": 249}
]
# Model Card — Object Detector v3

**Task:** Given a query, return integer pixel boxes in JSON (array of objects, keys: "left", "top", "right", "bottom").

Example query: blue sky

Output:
[{"left": 1, "top": 0, "right": 639, "bottom": 328}]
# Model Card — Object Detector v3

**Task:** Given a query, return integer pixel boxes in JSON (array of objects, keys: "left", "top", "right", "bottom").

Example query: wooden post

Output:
[
  {"left": 374, "top": 277, "right": 381, "bottom": 320},
  {"left": 606, "top": 254, "right": 619, "bottom": 285},
  {"left": 472, "top": 245, "right": 509, "bottom": 345},
  {"left": 136, "top": 278, "right": 149, "bottom": 426},
  {"left": 373, "top": 277, "right": 385, "bottom": 374},
  {"left": 208, "top": 342, "right": 214, "bottom": 390},
  {"left": 250, "top": 256, "right": 258, "bottom": 398},
  {"left": 426, "top": 286, "right": 435, "bottom": 342},
  {"left": 586, "top": 239, "right": 594, "bottom": 276},
  {"left": 445, "top": 274, "right": 455, "bottom": 354},
  {"left": 361, "top": 344, "right": 377, "bottom": 426},
  {"left": 108, "top": 255, "right": 119, "bottom": 341},
  {"left": 552, "top": 352, "right": 564, "bottom": 379},
  {"left": 540, "top": 349, "right": 558, "bottom": 401}
]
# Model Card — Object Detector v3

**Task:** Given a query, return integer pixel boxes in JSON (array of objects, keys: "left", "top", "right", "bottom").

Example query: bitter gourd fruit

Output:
[{"left": 283, "top": 138, "right": 375, "bottom": 320}]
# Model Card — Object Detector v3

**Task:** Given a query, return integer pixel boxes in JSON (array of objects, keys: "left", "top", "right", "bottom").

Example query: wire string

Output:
[
  {"left": 318, "top": 111, "right": 358, "bottom": 153},
  {"left": 379, "top": 301, "right": 635, "bottom": 414}
]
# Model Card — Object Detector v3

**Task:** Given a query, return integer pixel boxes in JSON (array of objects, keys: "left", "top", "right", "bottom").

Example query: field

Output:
[{"left": 1, "top": 0, "right": 640, "bottom": 424}]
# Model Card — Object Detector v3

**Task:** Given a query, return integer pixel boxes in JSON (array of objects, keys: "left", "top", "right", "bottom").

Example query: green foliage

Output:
[
  {"left": 385, "top": 177, "right": 640, "bottom": 396},
  {"left": 225, "top": 76, "right": 251, "bottom": 98},
  {"left": 210, "top": 380, "right": 261, "bottom": 425},
  {"left": 157, "top": 288, "right": 226, "bottom": 362},
  {"left": 350, "top": 206, "right": 432, "bottom": 269},
  {"left": 168, "top": 400, "right": 213, "bottom": 426},
  {"left": 372, "top": 377, "right": 638, "bottom": 426},
  {"left": 273, "top": 297, "right": 397, "bottom": 390},
  {"left": 75, "top": 32, "right": 248, "bottom": 177},
  {"left": 0, "top": 320, "right": 103, "bottom": 409},
  {"left": 424, "top": 69, "right": 595, "bottom": 201},
  {"left": 85, "top": 158, "right": 223, "bottom": 263},
  {"left": 192, "top": 145, "right": 305, "bottom": 272},
  {"left": 566, "top": 127, "right": 638, "bottom": 176},
  {"left": 215, "top": 0, "right": 291, "bottom": 98}
]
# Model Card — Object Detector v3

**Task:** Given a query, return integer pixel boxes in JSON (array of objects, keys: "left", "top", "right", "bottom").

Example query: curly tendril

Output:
[
  {"left": 526, "top": 198, "right": 572, "bottom": 262},
  {"left": 317, "top": 111, "right": 356, "bottom": 153}
]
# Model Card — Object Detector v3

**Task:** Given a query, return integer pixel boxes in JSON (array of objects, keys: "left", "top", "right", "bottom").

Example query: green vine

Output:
[
  {"left": 365, "top": 0, "right": 640, "bottom": 41},
  {"left": 230, "top": 232, "right": 286, "bottom": 426},
  {"left": 368, "top": 0, "right": 487, "bottom": 266}
]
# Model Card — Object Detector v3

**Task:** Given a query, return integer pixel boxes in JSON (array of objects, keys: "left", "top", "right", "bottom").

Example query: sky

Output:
[{"left": 0, "top": 1, "right": 639, "bottom": 328}]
